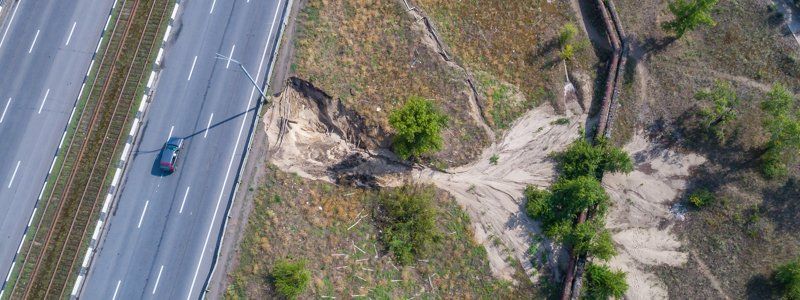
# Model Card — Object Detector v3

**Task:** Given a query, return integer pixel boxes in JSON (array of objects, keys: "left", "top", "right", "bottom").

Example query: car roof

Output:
[{"left": 167, "top": 137, "right": 183, "bottom": 147}]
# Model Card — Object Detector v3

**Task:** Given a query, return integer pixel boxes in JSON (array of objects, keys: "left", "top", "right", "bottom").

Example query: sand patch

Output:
[
  {"left": 602, "top": 133, "right": 706, "bottom": 299},
  {"left": 415, "top": 98, "right": 586, "bottom": 281}
]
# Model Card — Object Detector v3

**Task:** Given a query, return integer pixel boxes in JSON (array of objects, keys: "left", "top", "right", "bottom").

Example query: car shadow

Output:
[{"left": 150, "top": 148, "right": 169, "bottom": 176}]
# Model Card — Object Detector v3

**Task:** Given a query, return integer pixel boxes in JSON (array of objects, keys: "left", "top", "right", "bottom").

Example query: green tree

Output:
[
  {"left": 584, "top": 264, "right": 629, "bottom": 300},
  {"left": 567, "top": 220, "right": 617, "bottom": 261},
  {"left": 272, "top": 259, "right": 311, "bottom": 299},
  {"left": 389, "top": 96, "right": 449, "bottom": 160},
  {"left": 378, "top": 185, "right": 439, "bottom": 265},
  {"left": 695, "top": 81, "right": 739, "bottom": 142},
  {"left": 662, "top": 0, "right": 719, "bottom": 38},
  {"left": 775, "top": 257, "right": 800, "bottom": 300},
  {"left": 557, "top": 138, "right": 633, "bottom": 180},
  {"left": 525, "top": 177, "right": 610, "bottom": 241},
  {"left": 760, "top": 84, "right": 800, "bottom": 178}
]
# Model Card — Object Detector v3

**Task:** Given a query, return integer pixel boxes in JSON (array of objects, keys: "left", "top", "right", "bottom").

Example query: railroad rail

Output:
[{"left": 7, "top": 0, "right": 170, "bottom": 298}]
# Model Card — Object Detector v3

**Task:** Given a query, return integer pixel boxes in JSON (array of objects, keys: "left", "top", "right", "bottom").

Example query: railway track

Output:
[{"left": 7, "top": 0, "right": 171, "bottom": 298}]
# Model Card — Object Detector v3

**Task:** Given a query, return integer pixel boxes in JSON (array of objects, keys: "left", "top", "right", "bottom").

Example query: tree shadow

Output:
[{"left": 745, "top": 273, "right": 781, "bottom": 300}]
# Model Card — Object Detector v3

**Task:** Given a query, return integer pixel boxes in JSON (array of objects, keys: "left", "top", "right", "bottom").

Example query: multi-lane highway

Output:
[
  {"left": 81, "top": 0, "right": 288, "bottom": 298},
  {"left": 0, "top": 0, "right": 115, "bottom": 292}
]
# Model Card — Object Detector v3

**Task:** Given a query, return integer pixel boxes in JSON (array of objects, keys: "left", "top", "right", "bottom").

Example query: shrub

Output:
[
  {"left": 272, "top": 259, "right": 311, "bottom": 299},
  {"left": 584, "top": 264, "right": 629, "bottom": 300},
  {"left": 378, "top": 185, "right": 439, "bottom": 265},
  {"left": 662, "top": 0, "right": 719, "bottom": 38},
  {"left": 695, "top": 81, "right": 739, "bottom": 143},
  {"left": 760, "top": 84, "right": 799, "bottom": 179},
  {"left": 524, "top": 185, "right": 552, "bottom": 219},
  {"left": 389, "top": 96, "right": 449, "bottom": 160},
  {"left": 688, "top": 188, "right": 714, "bottom": 208},
  {"left": 558, "top": 23, "right": 578, "bottom": 61},
  {"left": 776, "top": 257, "right": 800, "bottom": 300},
  {"left": 490, "top": 154, "right": 499, "bottom": 165}
]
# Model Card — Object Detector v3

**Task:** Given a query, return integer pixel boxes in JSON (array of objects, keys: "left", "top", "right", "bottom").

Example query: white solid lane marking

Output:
[
  {"left": 137, "top": 200, "right": 149, "bottom": 229},
  {"left": 209, "top": 0, "right": 216, "bottom": 14},
  {"left": 38, "top": 89, "right": 50, "bottom": 114},
  {"left": 186, "top": 4, "right": 282, "bottom": 299},
  {"left": 66, "top": 22, "right": 77, "bottom": 46},
  {"left": 28, "top": 29, "right": 40, "bottom": 53},
  {"left": 204, "top": 113, "right": 213, "bottom": 138},
  {"left": 0, "top": 2, "right": 21, "bottom": 49},
  {"left": 152, "top": 265, "right": 164, "bottom": 294},
  {"left": 8, "top": 161, "right": 20, "bottom": 188},
  {"left": 112, "top": 280, "right": 121, "bottom": 300},
  {"left": 226, "top": 44, "right": 235, "bottom": 69},
  {"left": 167, "top": 125, "right": 174, "bottom": 140},
  {"left": 187, "top": 55, "right": 198, "bottom": 81},
  {"left": 1, "top": 97, "right": 11, "bottom": 123},
  {"left": 179, "top": 186, "right": 190, "bottom": 214}
]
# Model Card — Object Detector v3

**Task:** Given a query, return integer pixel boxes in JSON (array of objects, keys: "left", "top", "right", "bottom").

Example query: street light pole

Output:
[{"left": 215, "top": 53, "right": 268, "bottom": 102}]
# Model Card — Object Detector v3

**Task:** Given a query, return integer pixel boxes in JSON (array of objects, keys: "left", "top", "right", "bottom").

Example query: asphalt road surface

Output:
[
  {"left": 0, "top": 0, "right": 115, "bottom": 289},
  {"left": 81, "top": 0, "right": 287, "bottom": 298}
]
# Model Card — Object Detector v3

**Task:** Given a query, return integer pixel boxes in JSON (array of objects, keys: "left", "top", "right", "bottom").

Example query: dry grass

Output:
[
  {"left": 415, "top": 0, "right": 596, "bottom": 130},
  {"left": 606, "top": 0, "right": 800, "bottom": 298},
  {"left": 293, "top": 0, "right": 489, "bottom": 166},
  {"left": 225, "top": 165, "right": 539, "bottom": 299}
]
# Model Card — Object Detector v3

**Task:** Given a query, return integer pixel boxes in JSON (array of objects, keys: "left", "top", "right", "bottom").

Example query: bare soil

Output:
[{"left": 603, "top": 133, "right": 707, "bottom": 299}]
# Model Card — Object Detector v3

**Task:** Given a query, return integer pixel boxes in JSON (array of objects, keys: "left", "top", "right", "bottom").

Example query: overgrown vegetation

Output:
[
  {"left": 775, "top": 257, "right": 800, "bottom": 300},
  {"left": 525, "top": 138, "right": 632, "bottom": 297},
  {"left": 759, "top": 84, "right": 800, "bottom": 179},
  {"left": 376, "top": 184, "right": 439, "bottom": 265},
  {"left": 662, "top": 0, "right": 719, "bottom": 38},
  {"left": 389, "top": 97, "right": 449, "bottom": 160},
  {"left": 272, "top": 259, "right": 311, "bottom": 299}
]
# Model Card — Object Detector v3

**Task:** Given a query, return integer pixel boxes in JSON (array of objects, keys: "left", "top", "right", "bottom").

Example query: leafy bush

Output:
[
  {"left": 776, "top": 257, "right": 800, "bottom": 300},
  {"left": 760, "top": 84, "right": 799, "bottom": 179},
  {"left": 272, "top": 259, "right": 311, "bottom": 299},
  {"left": 378, "top": 185, "right": 439, "bottom": 265},
  {"left": 389, "top": 96, "right": 449, "bottom": 160},
  {"left": 584, "top": 264, "right": 629, "bottom": 300},
  {"left": 662, "top": 0, "right": 719, "bottom": 38},
  {"left": 688, "top": 188, "right": 714, "bottom": 208},
  {"left": 489, "top": 154, "right": 499, "bottom": 165},
  {"left": 556, "top": 138, "right": 633, "bottom": 180},
  {"left": 695, "top": 81, "right": 739, "bottom": 143},
  {"left": 524, "top": 185, "right": 552, "bottom": 219},
  {"left": 558, "top": 23, "right": 578, "bottom": 61}
]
